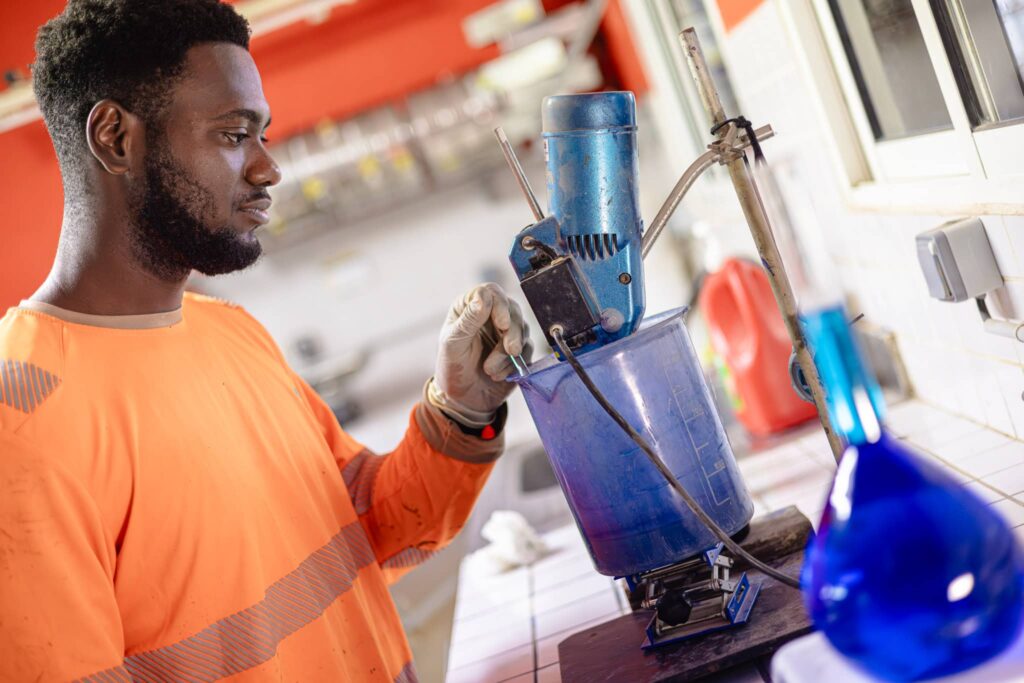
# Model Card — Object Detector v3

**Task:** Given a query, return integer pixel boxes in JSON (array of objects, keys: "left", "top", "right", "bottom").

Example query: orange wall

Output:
[
  {"left": 0, "top": 1, "right": 68, "bottom": 309},
  {"left": 0, "top": 0, "right": 497, "bottom": 310},
  {"left": 716, "top": 0, "right": 765, "bottom": 32},
  {"left": 0, "top": 0, "right": 647, "bottom": 310},
  {"left": 0, "top": 122, "right": 63, "bottom": 308},
  {"left": 247, "top": 0, "right": 500, "bottom": 140}
]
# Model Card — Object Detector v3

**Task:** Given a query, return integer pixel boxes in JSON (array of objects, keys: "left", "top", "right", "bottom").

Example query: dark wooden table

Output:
[{"left": 559, "top": 507, "right": 814, "bottom": 682}]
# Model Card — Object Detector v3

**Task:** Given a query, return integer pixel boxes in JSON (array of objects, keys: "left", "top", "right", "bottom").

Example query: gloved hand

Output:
[{"left": 428, "top": 283, "right": 533, "bottom": 428}]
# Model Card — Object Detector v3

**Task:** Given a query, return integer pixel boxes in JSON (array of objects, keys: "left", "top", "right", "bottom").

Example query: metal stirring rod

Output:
[
  {"left": 494, "top": 127, "right": 545, "bottom": 222},
  {"left": 480, "top": 326, "right": 529, "bottom": 378},
  {"left": 490, "top": 125, "right": 537, "bottom": 377}
]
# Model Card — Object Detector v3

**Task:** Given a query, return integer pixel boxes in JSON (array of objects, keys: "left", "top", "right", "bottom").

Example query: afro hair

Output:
[{"left": 32, "top": 0, "right": 250, "bottom": 179}]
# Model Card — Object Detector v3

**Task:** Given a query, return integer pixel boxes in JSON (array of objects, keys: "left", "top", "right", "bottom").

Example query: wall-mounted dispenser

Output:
[{"left": 916, "top": 217, "right": 1024, "bottom": 342}]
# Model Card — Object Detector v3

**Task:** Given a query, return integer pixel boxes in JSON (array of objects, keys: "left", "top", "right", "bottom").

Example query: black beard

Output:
[{"left": 128, "top": 143, "right": 262, "bottom": 282}]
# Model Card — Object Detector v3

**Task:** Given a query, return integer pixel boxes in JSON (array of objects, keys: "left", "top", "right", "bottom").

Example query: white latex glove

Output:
[{"left": 429, "top": 283, "right": 533, "bottom": 428}]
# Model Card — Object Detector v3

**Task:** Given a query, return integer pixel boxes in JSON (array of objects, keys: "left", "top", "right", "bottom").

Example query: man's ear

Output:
[{"left": 85, "top": 99, "right": 143, "bottom": 175}]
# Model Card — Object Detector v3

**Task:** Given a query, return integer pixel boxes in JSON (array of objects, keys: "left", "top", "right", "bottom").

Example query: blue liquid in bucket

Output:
[{"left": 514, "top": 308, "right": 753, "bottom": 577}]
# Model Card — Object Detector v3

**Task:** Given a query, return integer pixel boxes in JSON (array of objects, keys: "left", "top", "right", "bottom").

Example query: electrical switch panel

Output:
[{"left": 916, "top": 218, "right": 1003, "bottom": 302}]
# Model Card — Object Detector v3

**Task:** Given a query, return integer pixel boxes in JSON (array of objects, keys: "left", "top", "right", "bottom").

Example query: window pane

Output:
[
  {"left": 932, "top": 0, "right": 1024, "bottom": 126},
  {"left": 999, "top": 0, "right": 1024, "bottom": 69},
  {"left": 829, "top": 0, "right": 953, "bottom": 140}
]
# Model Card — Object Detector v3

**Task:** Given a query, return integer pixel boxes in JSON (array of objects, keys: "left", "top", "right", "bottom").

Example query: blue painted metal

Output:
[
  {"left": 724, "top": 573, "right": 751, "bottom": 622},
  {"left": 508, "top": 91, "right": 646, "bottom": 354},
  {"left": 703, "top": 543, "right": 724, "bottom": 567}
]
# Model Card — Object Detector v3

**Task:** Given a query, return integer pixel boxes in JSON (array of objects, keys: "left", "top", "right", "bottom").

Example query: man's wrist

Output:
[
  {"left": 425, "top": 377, "right": 497, "bottom": 428},
  {"left": 416, "top": 382, "right": 506, "bottom": 463},
  {"left": 444, "top": 402, "right": 508, "bottom": 441}
]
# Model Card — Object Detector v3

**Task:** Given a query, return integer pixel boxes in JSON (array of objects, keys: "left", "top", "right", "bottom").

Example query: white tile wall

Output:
[
  {"left": 986, "top": 219, "right": 1020, "bottom": 279},
  {"left": 707, "top": 1, "right": 1024, "bottom": 444},
  {"left": 1003, "top": 216, "right": 1024, "bottom": 276}
]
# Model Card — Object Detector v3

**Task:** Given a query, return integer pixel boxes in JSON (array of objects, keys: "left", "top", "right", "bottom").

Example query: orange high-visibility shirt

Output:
[{"left": 0, "top": 293, "right": 499, "bottom": 682}]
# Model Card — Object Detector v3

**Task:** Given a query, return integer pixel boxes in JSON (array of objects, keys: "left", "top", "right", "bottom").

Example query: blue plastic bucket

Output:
[{"left": 514, "top": 308, "right": 754, "bottom": 576}]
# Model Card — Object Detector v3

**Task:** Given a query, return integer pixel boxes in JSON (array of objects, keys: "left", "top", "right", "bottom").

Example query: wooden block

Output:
[{"left": 731, "top": 505, "right": 814, "bottom": 571}]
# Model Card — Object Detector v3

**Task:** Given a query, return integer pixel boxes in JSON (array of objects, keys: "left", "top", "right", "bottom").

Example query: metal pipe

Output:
[
  {"left": 494, "top": 127, "right": 545, "bottom": 222},
  {"left": 642, "top": 151, "right": 715, "bottom": 259},
  {"left": 977, "top": 296, "right": 1024, "bottom": 342},
  {"left": 680, "top": 28, "right": 845, "bottom": 463},
  {"left": 641, "top": 124, "right": 775, "bottom": 258}
]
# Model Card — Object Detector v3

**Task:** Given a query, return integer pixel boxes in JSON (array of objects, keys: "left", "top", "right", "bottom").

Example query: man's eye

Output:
[{"left": 224, "top": 132, "right": 249, "bottom": 144}]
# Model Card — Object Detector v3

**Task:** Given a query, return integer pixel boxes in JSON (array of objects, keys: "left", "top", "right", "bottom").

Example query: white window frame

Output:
[{"left": 779, "top": 0, "right": 1024, "bottom": 215}]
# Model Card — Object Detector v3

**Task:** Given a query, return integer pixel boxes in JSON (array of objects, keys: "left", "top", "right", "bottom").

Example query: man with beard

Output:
[{"left": 0, "top": 2, "right": 531, "bottom": 681}]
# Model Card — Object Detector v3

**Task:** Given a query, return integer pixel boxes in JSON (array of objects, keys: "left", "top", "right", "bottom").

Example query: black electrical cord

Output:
[
  {"left": 551, "top": 328, "right": 802, "bottom": 590},
  {"left": 522, "top": 236, "right": 561, "bottom": 262},
  {"left": 711, "top": 115, "right": 764, "bottom": 162}
]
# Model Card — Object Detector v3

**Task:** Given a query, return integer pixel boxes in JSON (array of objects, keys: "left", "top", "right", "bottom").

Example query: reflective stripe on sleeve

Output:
[
  {"left": 381, "top": 546, "right": 438, "bottom": 571},
  {"left": 341, "top": 448, "right": 386, "bottom": 515},
  {"left": 395, "top": 660, "right": 419, "bottom": 683}
]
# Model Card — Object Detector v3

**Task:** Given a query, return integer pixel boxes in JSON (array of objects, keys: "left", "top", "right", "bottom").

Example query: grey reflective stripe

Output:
[
  {"left": 381, "top": 546, "right": 438, "bottom": 571},
  {"left": 75, "top": 664, "right": 133, "bottom": 683},
  {"left": 0, "top": 359, "right": 61, "bottom": 414},
  {"left": 92, "top": 522, "right": 378, "bottom": 683},
  {"left": 0, "top": 361, "right": 10, "bottom": 407},
  {"left": 9, "top": 361, "right": 21, "bottom": 411},
  {"left": 395, "top": 661, "right": 419, "bottom": 683},
  {"left": 25, "top": 363, "right": 38, "bottom": 406},
  {"left": 17, "top": 362, "right": 35, "bottom": 413},
  {"left": 341, "top": 448, "right": 385, "bottom": 515},
  {"left": 30, "top": 364, "right": 44, "bottom": 405}
]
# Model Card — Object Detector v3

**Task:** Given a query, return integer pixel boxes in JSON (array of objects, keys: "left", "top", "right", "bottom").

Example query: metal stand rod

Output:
[
  {"left": 680, "top": 28, "right": 844, "bottom": 463},
  {"left": 494, "top": 127, "right": 545, "bottom": 222},
  {"left": 641, "top": 124, "right": 774, "bottom": 258}
]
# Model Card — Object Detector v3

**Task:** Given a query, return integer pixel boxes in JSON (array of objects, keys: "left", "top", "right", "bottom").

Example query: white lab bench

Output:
[
  {"left": 445, "top": 400, "right": 1024, "bottom": 682},
  {"left": 772, "top": 630, "right": 1024, "bottom": 682},
  {"left": 446, "top": 522, "right": 772, "bottom": 683}
]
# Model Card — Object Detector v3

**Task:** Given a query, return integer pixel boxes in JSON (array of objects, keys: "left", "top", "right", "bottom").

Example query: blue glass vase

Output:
[{"left": 802, "top": 430, "right": 1024, "bottom": 680}]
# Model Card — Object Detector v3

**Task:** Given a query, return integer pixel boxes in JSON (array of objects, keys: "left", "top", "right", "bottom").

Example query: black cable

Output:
[
  {"left": 551, "top": 328, "right": 802, "bottom": 590},
  {"left": 686, "top": 269, "right": 707, "bottom": 312},
  {"left": 711, "top": 116, "right": 764, "bottom": 162},
  {"left": 522, "top": 236, "right": 560, "bottom": 261}
]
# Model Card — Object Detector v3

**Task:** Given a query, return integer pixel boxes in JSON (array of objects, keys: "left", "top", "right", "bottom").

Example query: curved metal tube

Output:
[
  {"left": 641, "top": 124, "right": 775, "bottom": 259},
  {"left": 641, "top": 150, "right": 717, "bottom": 259}
]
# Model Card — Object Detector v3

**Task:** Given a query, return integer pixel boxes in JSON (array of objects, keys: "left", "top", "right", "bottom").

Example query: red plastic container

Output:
[{"left": 699, "top": 258, "right": 817, "bottom": 435}]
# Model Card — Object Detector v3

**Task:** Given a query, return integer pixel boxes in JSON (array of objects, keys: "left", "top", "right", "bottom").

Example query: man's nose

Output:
[{"left": 247, "top": 145, "right": 282, "bottom": 188}]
